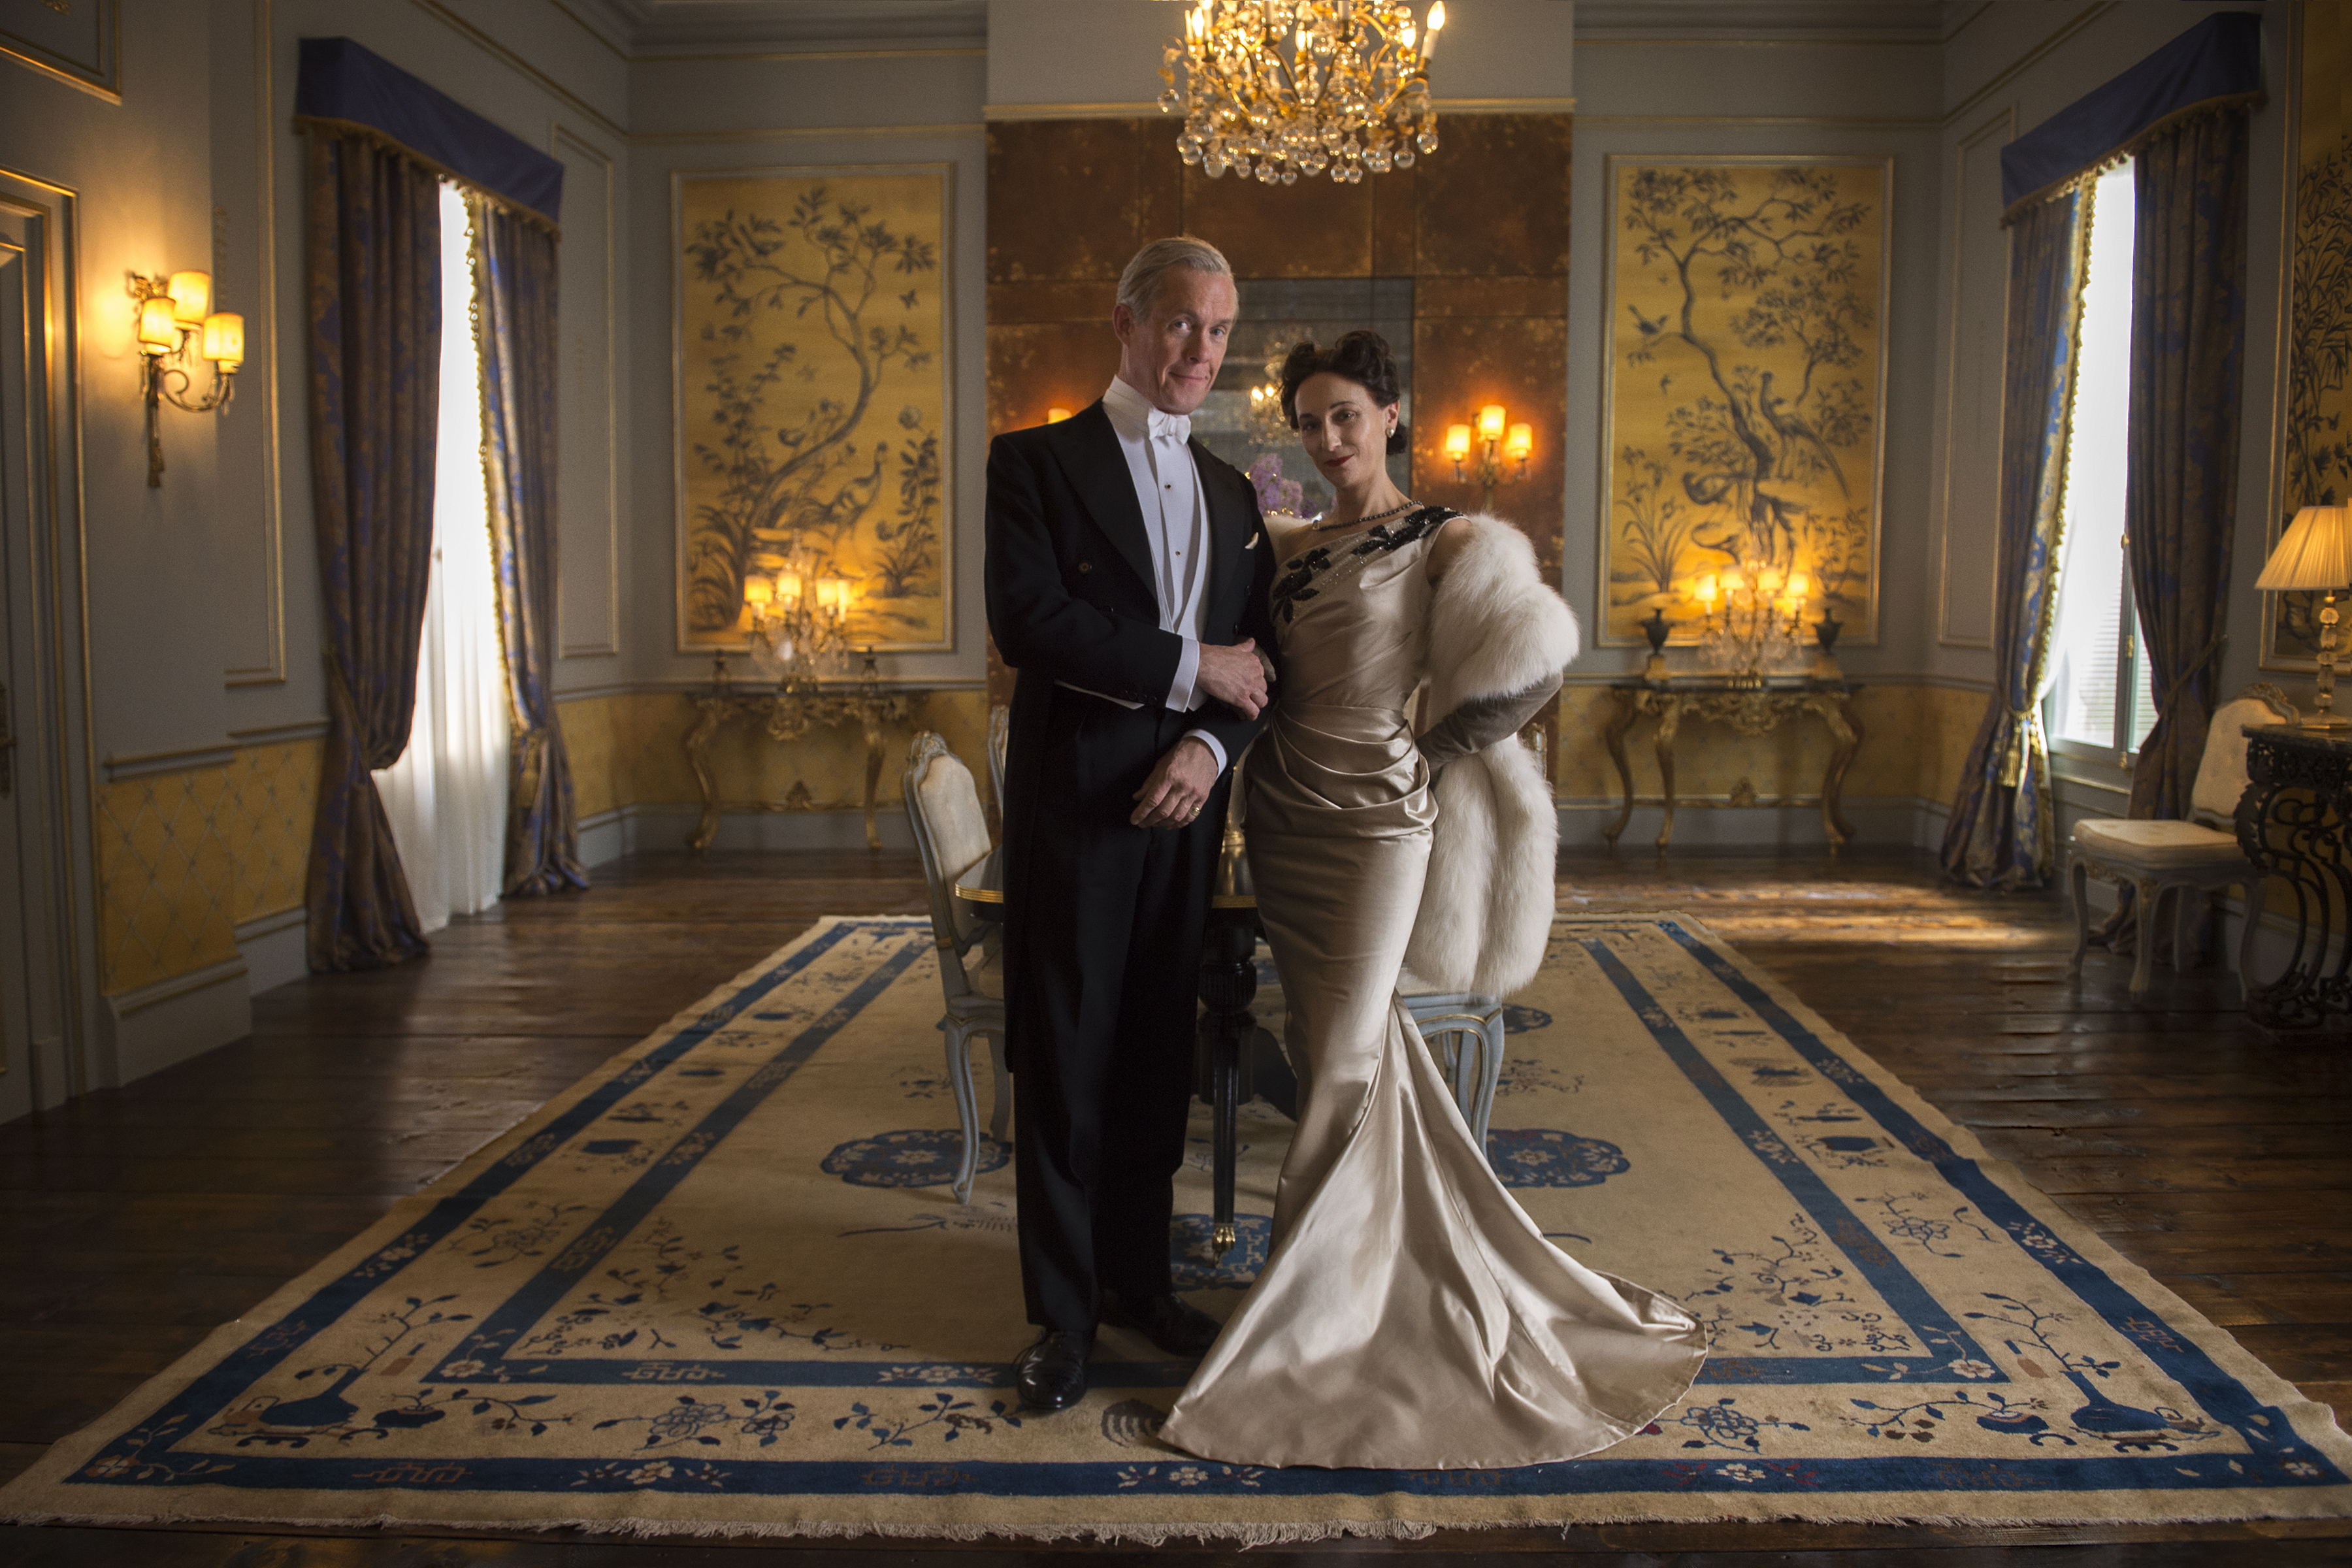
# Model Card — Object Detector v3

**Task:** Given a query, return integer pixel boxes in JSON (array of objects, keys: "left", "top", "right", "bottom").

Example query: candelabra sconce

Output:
[
  {"left": 129, "top": 270, "right": 243, "bottom": 488},
  {"left": 740, "top": 557, "right": 861, "bottom": 689},
  {"left": 1443, "top": 403, "right": 1532, "bottom": 514},
  {"left": 1690, "top": 563, "right": 1814, "bottom": 685}
]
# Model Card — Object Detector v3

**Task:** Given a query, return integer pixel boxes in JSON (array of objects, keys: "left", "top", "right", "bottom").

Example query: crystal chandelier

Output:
[{"left": 1160, "top": 0, "right": 1446, "bottom": 186}]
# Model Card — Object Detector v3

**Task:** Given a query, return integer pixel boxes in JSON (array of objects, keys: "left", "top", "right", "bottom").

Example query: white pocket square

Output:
[{"left": 1244, "top": 531, "right": 1261, "bottom": 549}]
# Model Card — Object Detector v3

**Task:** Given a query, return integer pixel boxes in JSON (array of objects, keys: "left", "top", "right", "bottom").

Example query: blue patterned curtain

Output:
[
  {"left": 2123, "top": 108, "right": 2251, "bottom": 823},
  {"left": 302, "top": 132, "right": 440, "bottom": 970},
  {"left": 1940, "top": 193, "right": 2091, "bottom": 890},
  {"left": 474, "top": 199, "right": 587, "bottom": 894}
]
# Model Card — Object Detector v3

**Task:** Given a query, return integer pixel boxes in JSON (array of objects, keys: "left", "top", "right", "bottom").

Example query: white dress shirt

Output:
[{"left": 1058, "top": 376, "right": 1228, "bottom": 774}]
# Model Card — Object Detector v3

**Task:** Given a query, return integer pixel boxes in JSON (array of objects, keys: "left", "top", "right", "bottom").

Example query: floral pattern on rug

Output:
[{"left": 3, "top": 913, "right": 2347, "bottom": 1539}]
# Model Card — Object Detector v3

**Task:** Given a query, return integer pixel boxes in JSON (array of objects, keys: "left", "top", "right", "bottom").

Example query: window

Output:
[
  {"left": 370, "top": 181, "right": 511, "bottom": 932},
  {"left": 2043, "top": 161, "right": 2157, "bottom": 760}
]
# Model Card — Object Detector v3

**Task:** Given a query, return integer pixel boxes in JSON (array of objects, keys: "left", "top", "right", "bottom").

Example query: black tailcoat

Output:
[{"left": 983, "top": 400, "right": 1279, "bottom": 1331}]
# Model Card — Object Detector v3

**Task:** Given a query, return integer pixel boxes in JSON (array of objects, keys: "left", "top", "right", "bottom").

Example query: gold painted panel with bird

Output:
[{"left": 1599, "top": 157, "right": 1890, "bottom": 647}]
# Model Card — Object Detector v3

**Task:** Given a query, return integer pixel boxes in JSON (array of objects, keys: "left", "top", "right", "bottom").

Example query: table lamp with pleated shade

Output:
[{"left": 2257, "top": 504, "right": 2352, "bottom": 728}]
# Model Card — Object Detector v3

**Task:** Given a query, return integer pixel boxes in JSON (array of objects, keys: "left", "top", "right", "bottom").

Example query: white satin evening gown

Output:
[{"left": 1158, "top": 508, "right": 1707, "bottom": 1471}]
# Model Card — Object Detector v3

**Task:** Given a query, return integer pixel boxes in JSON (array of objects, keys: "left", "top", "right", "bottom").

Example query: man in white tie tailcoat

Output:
[{"left": 984, "top": 237, "right": 1281, "bottom": 1411}]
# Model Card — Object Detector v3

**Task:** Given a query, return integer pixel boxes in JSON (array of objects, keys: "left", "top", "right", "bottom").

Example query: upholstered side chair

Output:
[
  {"left": 986, "top": 703, "right": 1009, "bottom": 817},
  {"left": 2068, "top": 683, "right": 2296, "bottom": 999},
  {"left": 902, "top": 732, "right": 1009, "bottom": 1203}
]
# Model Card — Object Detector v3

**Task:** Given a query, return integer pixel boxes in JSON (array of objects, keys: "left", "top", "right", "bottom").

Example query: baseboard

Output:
[
  {"left": 579, "top": 807, "right": 628, "bottom": 869},
  {"left": 237, "top": 907, "right": 308, "bottom": 998},
  {"left": 1556, "top": 794, "right": 1945, "bottom": 853},
  {"left": 578, "top": 804, "right": 913, "bottom": 861},
  {"left": 96, "top": 956, "right": 252, "bottom": 1087}
]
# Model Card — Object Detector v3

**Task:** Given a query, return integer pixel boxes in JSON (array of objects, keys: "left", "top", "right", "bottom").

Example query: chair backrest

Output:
[
  {"left": 902, "top": 733, "right": 994, "bottom": 999},
  {"left": 987, "top": 704, "right": 1009, "bottom": 811},
  {"left": 2188, "top": 683, "right": 2299, "bottom": 825}
]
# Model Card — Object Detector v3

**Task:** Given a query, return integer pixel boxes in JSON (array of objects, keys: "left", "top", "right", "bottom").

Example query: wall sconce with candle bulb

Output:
[
  {"left": 128, "top": 269, "right": 243, "bottom": 488},
  {"left": 1443, "top": 402, "right": 1532, "bottom": 514}
]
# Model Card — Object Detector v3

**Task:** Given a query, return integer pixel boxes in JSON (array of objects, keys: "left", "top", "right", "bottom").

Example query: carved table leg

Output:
[
  {"left": 683, "top": 700, "right": 730, "bottom": 853},
  {"left": 1818, "top": 694, "right": 1863, "bottom": 853},
  {"left": 1601, "top": 691, "right": 1641, "bottom": 847},
  {"left": 2236, "top": 751, "right": 2344, "bottom": 1032},
  {"left": 860, "top": 704, "right": 889, "bottom": 852},
  {"left": 1653, "top": 700, "right": 1684, "bottom": 854}
]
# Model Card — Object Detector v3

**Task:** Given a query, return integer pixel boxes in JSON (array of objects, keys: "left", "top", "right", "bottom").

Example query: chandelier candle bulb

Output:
[
  {"left": 1505, "top": 421, "right": 1533, "bottom": 463},
  {"left": 744, "top": 577, "right": 774, "bottom": 609},
  {"left": 167, "top": 270, "right": 211, "bottom": 326},
  {"left": 1421, "top": 0, "right": 1444, "bottom": 59},
  {"left": 1443, "top": 423, "right": 1471, "bottom": 460},
  {"left": 1478, "top": 403, "right": 1507, "bottom": 442}
]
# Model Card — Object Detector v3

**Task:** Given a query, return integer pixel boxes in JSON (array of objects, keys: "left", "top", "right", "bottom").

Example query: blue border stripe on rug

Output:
[
  {"left": 123, "top": 921, "right": 916, "bottom": 1448},
  {"left": 1575, "top": 934, "right": 1992, "bottom": 1383},
  {"left": 456, "top": 928, "right": 930, "bottom": 1374},
  {"left": 1647, "top": 915, "right": 2342, "bottom": 1480}
]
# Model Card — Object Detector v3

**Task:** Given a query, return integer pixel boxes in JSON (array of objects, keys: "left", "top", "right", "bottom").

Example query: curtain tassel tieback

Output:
[{"left": 1997, "top": 706, "right": 2044, "bottom": 790}]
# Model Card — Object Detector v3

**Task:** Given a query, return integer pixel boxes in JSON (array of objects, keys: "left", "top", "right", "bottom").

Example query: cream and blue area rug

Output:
[{"left": 5, "top": 912, "right": 2349, "bottom": 1541}]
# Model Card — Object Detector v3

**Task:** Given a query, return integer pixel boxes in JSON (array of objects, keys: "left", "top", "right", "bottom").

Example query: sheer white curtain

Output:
[{"left": 374, "top": 182, "right": 510, "bottom": 933}]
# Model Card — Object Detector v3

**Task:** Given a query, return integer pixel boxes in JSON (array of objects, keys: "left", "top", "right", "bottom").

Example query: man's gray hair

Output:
[{"left": 1115, "top": 235, "right": 1234, "bottom": 318}]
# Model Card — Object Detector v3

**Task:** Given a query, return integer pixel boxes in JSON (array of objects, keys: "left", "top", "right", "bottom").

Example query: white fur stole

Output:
[{"left": 1402, "top": 516, "right": 1580, "bottom": 1000}]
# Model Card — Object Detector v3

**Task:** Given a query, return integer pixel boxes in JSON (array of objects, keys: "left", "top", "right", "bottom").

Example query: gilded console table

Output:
[
  {"left": 2234, "top": 723, "right": 2352, "bottom": 1032},
  {"left": 683, "top": 662, "right": 915, "bottom": 852},
  {"left": 1601, "top": 678, "right": 1866, "bottom": 854}
]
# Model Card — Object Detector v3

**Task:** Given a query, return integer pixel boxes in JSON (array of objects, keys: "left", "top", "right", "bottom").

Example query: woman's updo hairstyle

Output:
[{"left": 1279, "top": 330, "right": 1407, "bottom": 455}]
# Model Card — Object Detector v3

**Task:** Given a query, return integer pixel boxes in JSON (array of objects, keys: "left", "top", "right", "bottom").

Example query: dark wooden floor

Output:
[{"left": 4, "top": 847, "right": 2349, "bottom": 1565}]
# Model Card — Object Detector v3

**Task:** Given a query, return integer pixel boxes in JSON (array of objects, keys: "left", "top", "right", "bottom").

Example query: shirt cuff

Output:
[
  {"left": 1166, "top": 634, "right": 1201, "bottom": 712},
  {"left": 1182, "top": 728, "right": 1229, "bottom": 777}
]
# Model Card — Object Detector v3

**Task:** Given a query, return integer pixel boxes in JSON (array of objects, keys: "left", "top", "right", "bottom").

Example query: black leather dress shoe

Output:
[
  {"left": 1100, "top": 1290, "right": 1221, "bottom": 1358},
  {"left": 1013, "top": 1329, "right": 1092, "bottom": 1411}
]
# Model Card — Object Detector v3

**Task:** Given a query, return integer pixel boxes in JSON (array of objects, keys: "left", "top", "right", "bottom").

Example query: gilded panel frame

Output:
[
  {"left": 671, "top": 163, "right": 955, "bottom": 661},
  {"left": 1596, "top": 154, "right": 1892, "bottom": 647}
]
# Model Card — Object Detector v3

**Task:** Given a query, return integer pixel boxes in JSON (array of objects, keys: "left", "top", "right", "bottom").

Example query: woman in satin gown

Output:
[{"left": 1160, "top": 333, "right": 1705, "bottom": 1471}]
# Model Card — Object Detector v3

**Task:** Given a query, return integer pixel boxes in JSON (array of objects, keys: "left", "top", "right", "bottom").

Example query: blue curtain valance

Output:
[
  {"left": 295, "top": 36, "right": 563, "bottom": 231},
  {"left": 2000, "top": 10, "right": 2262, "bottom": 221}
]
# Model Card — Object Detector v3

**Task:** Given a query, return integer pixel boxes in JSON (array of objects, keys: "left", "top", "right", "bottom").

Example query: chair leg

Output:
[
  {"left": 2129, "top": 879, "right": 2159, "bottom": 997},
  {"left": 943, "top": 1019, "right": 981, "bottom": 1205},
  {"left": 1471, "top": 1012, "right": 1505, "bottom": 1148},
  {"left": 2172, "top": 885, "right": 2197, "bottom": 976},
  {"left": 986, "top": 1034, "right": 1011, "bottom": 1143},
  {"left": 2069, "top": 858, "right": 2091, "bottom": 976}
]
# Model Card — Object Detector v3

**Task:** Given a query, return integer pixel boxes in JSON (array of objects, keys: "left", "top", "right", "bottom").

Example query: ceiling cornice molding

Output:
[
  {"left": 572, "top": 0, "right": 985, "bottom": 54},
  {"left": 1575, "top": 0, "right": 1946, "bottom": 44}
]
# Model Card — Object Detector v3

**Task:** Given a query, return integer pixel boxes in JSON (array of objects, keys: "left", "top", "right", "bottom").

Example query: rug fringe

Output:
[{"left": 5, "top": 1501, "right": 2345, "bottom": 1543}]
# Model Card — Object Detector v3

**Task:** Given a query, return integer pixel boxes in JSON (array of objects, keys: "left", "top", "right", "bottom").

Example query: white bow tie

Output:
[{"left": 1147, "top": 410, "right": 1191, "bottom": 446}]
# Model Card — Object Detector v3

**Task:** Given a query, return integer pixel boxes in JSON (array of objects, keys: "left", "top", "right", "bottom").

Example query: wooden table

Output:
[
  {"left": 1600, "top": 677, "right": 1865, "bottom": 854},
  {"left": 683, "top": 666, "right": 915, "bottom": 852},
  {"left": 2235, "top": 723, "right": 2352, "bottom": 1032},
  {"left": 953, "top": 827, "right": 1289, "bottom": 1261}
]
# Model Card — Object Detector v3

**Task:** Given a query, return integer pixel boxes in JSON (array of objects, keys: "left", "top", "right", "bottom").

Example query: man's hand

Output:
[
  {"left": 1196, "top": 638, "right": 1268, "bottom": 719},
  {"left": 1131, "top": 736, "right": 1220, "bottom": 829}
]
